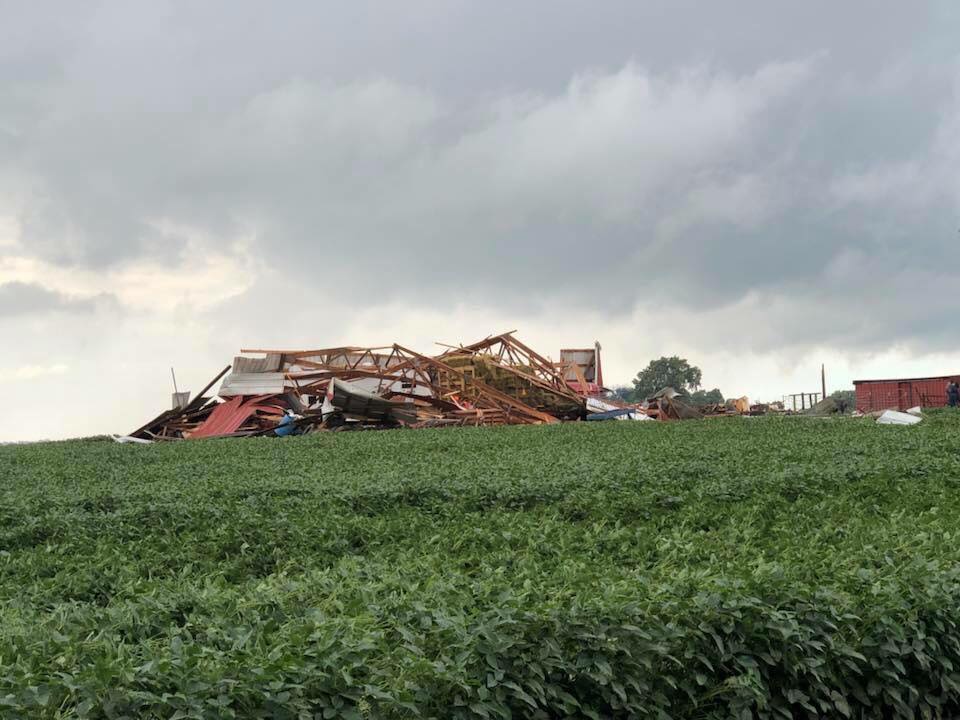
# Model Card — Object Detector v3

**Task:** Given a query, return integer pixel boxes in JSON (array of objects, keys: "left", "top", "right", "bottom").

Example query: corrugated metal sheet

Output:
[
  {"left": 219, "top": 372, "right": 287, "bottom": 397},
  {"left": 232, "top": 354, "right": 281, "bottom": 373},
  {"left": 190, "top": 395, "right": 284, "bottom": 438},
  {"left": 329, "top": 378, "right": 418, "bottom": 424},
  {"left": 854, "top": 375, "right": 960, "bottom": 413}
]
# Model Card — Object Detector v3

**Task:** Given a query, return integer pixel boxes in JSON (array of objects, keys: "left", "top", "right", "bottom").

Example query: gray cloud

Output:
[
  {"left": 0, "top": 282, "right": 112, "bottom": 317},
  {"left": 1, "top": 1, "right": 959, "bottom": 355}
]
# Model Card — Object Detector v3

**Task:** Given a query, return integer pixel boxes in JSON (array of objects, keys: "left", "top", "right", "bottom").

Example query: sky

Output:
[{"left": 2, "top": 1, "right": 959, "bottom": 441}]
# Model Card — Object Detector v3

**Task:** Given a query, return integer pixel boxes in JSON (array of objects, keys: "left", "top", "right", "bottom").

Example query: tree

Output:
[
  {"left": 632, "top": 356, "right": 703, "bottom": 400},
  {"left": 829, "top": 389, "right": 856, "bottom": 414},
  {"left": 688, "top": 388, "right": 724, "bottom": 407},
  {"left": 610, "top": 386, "right": 638, "bottom": 403}
]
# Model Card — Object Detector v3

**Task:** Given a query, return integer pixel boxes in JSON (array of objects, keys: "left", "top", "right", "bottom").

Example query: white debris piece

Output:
[
  {"left": 586, "top": 397, "right": 622, "bottom": 413},
  {"left": 876, "top": 410, "right": 922, "bottom": 426},
  {"left": 585, "top": 396, "right": 653, "bottom": 421},
  {"left": 112, "top": 435, "right": 153, "bottom": 444},
  {"left": 906, "top": 406, "right": 923, "bottom": 417}
]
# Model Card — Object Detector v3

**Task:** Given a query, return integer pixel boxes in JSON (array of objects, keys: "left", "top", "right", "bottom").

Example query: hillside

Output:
[{"left": 2, "top": 414, "right": 960, "bottom": 718}]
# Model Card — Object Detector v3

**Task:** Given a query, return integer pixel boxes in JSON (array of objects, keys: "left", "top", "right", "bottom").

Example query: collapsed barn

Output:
[{"left": 128, "top": 332, "right": 727, "bottom": 441}]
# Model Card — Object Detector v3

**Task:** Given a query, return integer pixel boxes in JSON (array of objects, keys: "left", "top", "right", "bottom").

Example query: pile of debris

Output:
[
  {"left": 644, "top": 388, "right": 703, "bottom": 420},
  {"left": 640, "top": 389, "right": 752, "bottom": 421},
  {"left": 128, "top": 333, "right": 647, "bottom": 440},
  {"left": 126, "top": 332, "right": 755, "bottom": 441}
]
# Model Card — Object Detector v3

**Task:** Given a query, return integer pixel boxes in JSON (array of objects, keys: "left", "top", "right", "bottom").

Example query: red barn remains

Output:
[{"left": 854, "top": 374, "right": 960, "bottom": 413}]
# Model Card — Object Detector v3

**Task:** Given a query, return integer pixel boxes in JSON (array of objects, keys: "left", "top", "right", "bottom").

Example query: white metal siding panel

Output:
[{"left": 219, "top": 372, "right": 287, "bottom": 397}]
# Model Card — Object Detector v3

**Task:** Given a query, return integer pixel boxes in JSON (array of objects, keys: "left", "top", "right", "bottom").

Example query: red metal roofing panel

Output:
[
  {"left": 189, "top": 395, "right": 284, "bottom": 438},
  {"left": 566, "top": 380, "right": 603, "bottom": 396}
]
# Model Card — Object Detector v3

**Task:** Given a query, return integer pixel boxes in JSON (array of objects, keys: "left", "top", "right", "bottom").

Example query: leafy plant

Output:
[{"left": 1, "top": 412, "right": 960, "bottom": 717}]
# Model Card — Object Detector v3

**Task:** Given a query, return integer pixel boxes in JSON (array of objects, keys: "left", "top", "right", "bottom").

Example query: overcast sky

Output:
[{"left": 2, "top": 1, "right": 959, "bottom": 440}]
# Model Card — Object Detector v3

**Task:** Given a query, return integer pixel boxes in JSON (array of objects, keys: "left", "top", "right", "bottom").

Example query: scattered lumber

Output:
[{"left": 129, "top": 332, "right": 661, "bottom": 440}]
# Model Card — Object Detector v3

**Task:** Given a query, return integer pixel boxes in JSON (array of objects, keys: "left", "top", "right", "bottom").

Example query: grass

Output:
[{"left": 2, "top": 413, "right": 960, "bottom": 718}]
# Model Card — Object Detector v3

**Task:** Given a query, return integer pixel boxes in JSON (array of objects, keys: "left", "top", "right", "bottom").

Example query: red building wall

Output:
[{"left": 854, "top": 375, "right": 960, "bottom": 413}]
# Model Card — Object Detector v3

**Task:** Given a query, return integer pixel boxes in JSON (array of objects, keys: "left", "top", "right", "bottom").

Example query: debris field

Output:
[{"left": 128, "top": 332, "right": 740, "bottom": 441}]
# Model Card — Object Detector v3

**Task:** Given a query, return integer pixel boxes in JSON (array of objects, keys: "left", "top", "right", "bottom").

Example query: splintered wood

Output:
[{"left": 128, "top": 332, "right": 648, "bottom": 440}]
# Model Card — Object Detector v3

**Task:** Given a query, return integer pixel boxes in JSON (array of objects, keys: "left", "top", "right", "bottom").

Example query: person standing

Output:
[{"left": 948, "top": 381, "right": 960, "bottom": 408}]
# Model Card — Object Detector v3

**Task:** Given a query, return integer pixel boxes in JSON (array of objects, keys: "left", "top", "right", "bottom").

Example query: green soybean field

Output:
[{"left": 3, "top": 413, "right": 960, "bottom": 719}]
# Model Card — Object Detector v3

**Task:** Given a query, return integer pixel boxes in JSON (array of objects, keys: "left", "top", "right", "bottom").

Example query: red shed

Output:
[{"left": 853, "top": 374, "right": 960, "bottom": 413}]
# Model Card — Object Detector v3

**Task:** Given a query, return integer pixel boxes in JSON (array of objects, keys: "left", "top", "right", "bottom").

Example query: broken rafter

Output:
[
  {"left": 443, "top": 332, "right": 570, "bottom": 390},
  {"left": 133, "top": 332, "right": 602, "bottom": 438},
  {"left": 392, "top": 345, "right": 561, "bottom": 424}
]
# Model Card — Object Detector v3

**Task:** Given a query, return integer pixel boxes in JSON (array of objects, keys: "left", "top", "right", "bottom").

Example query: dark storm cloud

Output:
[{"left": 1, "top": 1, "right": 959, "bottom": 353}]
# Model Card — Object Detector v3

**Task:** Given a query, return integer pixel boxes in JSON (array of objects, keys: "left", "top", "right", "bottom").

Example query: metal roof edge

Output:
[{"left": 853, "top": 374, "right": 960, "bottom": 385}]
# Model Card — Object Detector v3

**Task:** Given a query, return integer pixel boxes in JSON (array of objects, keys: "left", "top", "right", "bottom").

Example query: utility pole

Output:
[{"left": 821, "top": 364, "right": 826, "bottom": 401}]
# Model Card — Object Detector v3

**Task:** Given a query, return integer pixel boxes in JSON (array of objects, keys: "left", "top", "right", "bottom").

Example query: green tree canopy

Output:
[
  {"left": 688, "top": 388, "right": 725, "bottom": 406},
  {"left": 610, "top": 386, "right": 638, "bottom": 403},
  {"left": 632, "top": 356, "right": 703, "bottom": 400},
  {"left": 829, "top": 389, "right": 856, "bottom": 414}
]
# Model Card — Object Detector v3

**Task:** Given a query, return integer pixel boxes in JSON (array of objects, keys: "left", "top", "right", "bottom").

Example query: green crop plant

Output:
[{"left": 2, "top": 412, "right": 960, "bottom": 718}]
